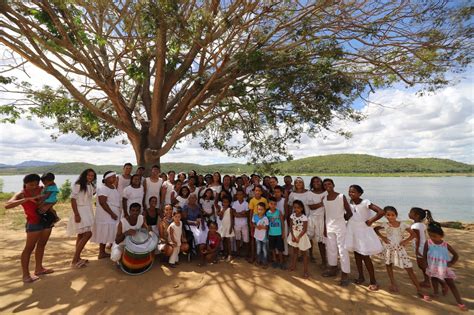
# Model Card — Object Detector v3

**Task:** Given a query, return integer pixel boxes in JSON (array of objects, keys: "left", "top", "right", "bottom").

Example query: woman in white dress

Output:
[
  {"left": 307, "top": 176, "right": 328, "bottom": 266},
  {"left": 122, "top": 174, "right": 145, "bottom": 216},
  {"left": 92, "top": 171, "right": 121, "bottom": 259},
  {"left": 67, "top": 168, "right": 97, "bottom": 268},
  {"left": 345, "top": 184, "right": 384, "bottom": 291}
]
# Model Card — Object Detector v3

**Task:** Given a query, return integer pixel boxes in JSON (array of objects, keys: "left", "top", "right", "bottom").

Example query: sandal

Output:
[
  {"left": 322, "top": 269, "right": 338, "bottom": 277},
  {"left": 34, "top": 268, "right": 54, "bottom": 276},
  {"left": 368, "top": 284, "right": 379, "bottom": 291},
  {"left": 72, "top": 261, "right": 87, "bottom": 269},
  {"left": 303, "top": 272, "right": 310, "bottom": 279},
  {"left": 417, "top": 293, "right": 431, "bottom": 301},
  {"left": 458, "top": 304, "right": 468, "bottom": 311},
  {"left": 23, "top": 275, "right": 40, "bottom": 283},
  {"left": 389, "top": 285, "right": 399, "bottom": 293}
]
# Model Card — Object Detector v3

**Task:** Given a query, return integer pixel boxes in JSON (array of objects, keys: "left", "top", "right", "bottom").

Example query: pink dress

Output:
[{"left": 425, "top": 239, "right": 456, "bottom": 280}]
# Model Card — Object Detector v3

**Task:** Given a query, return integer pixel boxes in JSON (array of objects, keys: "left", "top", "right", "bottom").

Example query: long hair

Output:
[{"left": 76, "top": 168, "right": 97, "bottom": 192}]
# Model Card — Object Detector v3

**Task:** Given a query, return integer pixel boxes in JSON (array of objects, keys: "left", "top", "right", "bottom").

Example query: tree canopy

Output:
[{"left": 0, "top": 0, "right": 471, "bottom": 168}]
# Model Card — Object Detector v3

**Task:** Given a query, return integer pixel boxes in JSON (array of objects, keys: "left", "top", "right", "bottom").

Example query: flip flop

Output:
[
  {"left": 34, "top": 268, "right": 54, "bottom": 276},
  {"left": 72, "top": 261, "right": 87, "bottom": 269},
  {"left": 458, "top": 304, "right": 468, "bottom": 311},
  {"left": 23, "top": 275, "right": 40, "bottom": 283},
  {"left": 339, "top": 279, "right": 351, "bottom": 287},
  {"left": 368, "top": 284, "right": 379, "bottom": 291},
  {"left": 353, "top": 278, "right": 366, "bottom": 285}
]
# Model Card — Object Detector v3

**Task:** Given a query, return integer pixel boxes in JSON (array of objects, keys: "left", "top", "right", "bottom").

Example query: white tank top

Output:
[
  {"left": 167, "top": 221, "right": 183, "bottom": 246},
  {"left": 118, "top": 215, "right": 144, "bottom": 245},
  {"left": 351, "top": 199, "right": 372, "bottom": 222},
  {"left": 323, "top": 193, "right": 346, "bottom": 232},
  {"left": 145, "top": 177, "right": 163, "bottom": 208},
  {"left": 163, "top": 181, "right": 174, "bottom": 205},
  {"left": 117, "top": 174, "right": 131, "bottom": 197}
]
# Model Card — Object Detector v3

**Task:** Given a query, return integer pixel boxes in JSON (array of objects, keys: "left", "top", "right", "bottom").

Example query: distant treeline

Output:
[{"left": 0, "top": 154, "right": 471, "bottom": 176}]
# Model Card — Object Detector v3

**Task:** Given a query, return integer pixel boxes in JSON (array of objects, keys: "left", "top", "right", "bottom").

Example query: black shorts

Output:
[{"left": 268, "top": 235, "right": 284, "bottom": 252}]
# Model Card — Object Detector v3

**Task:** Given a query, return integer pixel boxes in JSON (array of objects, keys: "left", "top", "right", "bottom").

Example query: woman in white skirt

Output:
[
  {"left": 345, "top": 184, "right": 384, "bottom": 291},
  {"left": 92, "top": 171, "right": 121, "bottom": 259},
  {"left": 307, "top": 176, "right": 328, "bottom": 266},
  {"left": 67, "top": 168, "right": 97, "bottom": 268}
]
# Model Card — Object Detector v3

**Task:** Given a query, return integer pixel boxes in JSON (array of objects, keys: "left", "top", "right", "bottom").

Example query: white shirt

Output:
[
  {"left": 232, "top": 200, "right": 249, "bottom": 227},
  {"left": 323, "top": 193, "right": 346, "bottom": 232},
  {"left": 122, "top": 185, "right": 145, "bottom": 214},
  {"left": 144, "top": 177, "right": 163, "bottom": 208},
  {"left": 163, "top": 181, "right": 175, "bottom": 205},
  {"left": 307, "top": 191, "right": 327, "bottom": 216},
  {"left": 287, "top": 191, "right": 312, "bottom": 215}
]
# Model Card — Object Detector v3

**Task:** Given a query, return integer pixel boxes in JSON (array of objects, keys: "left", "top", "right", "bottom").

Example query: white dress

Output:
[
  {"left": 92, "top": 185, "right": 121, "bottom": 244},
  {"left": 200, "top": 199, "right": 214, "bottom": 220},
  {"left": 67, "top": 183, "right": 95, "bottom": 236},
  {"left": 163, "top": 180, "right": 174, "bottom": 205},
  {"left": 411, "top": 222, "right": 427, "bottom": 258},
  {"left": 122, "top": 185, "right": 145, "bottom": 215},
  {"left": 144, "top": 177, "right": 163, "bottom": 208},
  {"left": 345, "top": 199, "right": 383, "bottom": 256},
  {"left": 306, "top": 191, "right": 327, "bottom": 243},
  {"left": 287, "top": 191, "right": 311, "bottom": 215},
  {"left": 287, "top": 213, "right": 311, "bottom": 251},
  {"left": 218, "top": 206, "right": 235, "bottom": 238},
  {"left": 379, "top": 222, "right": 413, "bottom": 268}
]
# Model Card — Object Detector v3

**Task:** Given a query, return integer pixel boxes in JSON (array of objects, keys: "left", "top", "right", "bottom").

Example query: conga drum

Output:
[{"left": 120, "top": 228, "right": 158, "bottom": 275}]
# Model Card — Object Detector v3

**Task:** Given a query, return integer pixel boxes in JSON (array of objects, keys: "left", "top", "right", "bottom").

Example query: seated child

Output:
[
  {"left": 38, "top": 173, "right": 60, "bottom": 224},
  {"left": 198, "top": 221, "right": 222, "bottom": 266}
]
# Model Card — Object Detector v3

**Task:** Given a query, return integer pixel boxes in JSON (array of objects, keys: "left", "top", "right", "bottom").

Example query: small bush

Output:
[{"left": 58, "top": 179, "right": 72, "bottom": 202}]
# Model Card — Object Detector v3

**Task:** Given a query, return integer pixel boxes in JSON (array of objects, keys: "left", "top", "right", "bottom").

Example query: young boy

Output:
[
  {"left": 274, "top": 186, "right": 289, "bottom": 256},
  {"left": 266, "top": 197, "right": 286, "bottom": 269},
  {"left": 248, "top": 185, "right": 268, "bottom": 262},
  {"left": 253, "top": 202, "right": 269, "bottom": 268},
  {"left": 232, "top": 189, "right": 249, "bottom": 257},
  {"left": 38, "top": 173, "right": 60, "bottom": 224}
]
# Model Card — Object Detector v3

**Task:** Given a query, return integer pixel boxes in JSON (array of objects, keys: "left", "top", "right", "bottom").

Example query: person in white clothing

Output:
[
  {"left": 409, "top": 207, "right": 434, "bottom": 288},
  {"left": 143, "top": 165, "right": 164, "bottom": 209},
  {"left": 307, "top": 176, "right": 328, "bottom": 266},
  {"left": 116, "top": 163, "right": 132, "bottom": 198},
  {"left": 67, "top": 168, "right": 96, "bottom": 268},
  {"left": 286, "top": 177, "right": 311, "bottom": 217},
  {"left": 321, "top": 178, "right": 353, "bottom": 286},
  {"left": 92, "top": 171, "right": 121, "bottom": 259},
  {"left": 345, "top": 185, "right": 385, "bottom": 291},
  {"left": 167, "top": 210, "right": 188, "bottom": 267},
  {"left": 162, "top": 170, "right": 176, "bottom": 206},
  {"left": 111, "top": 203, "right": 147, "bottom": 262},
  {"left": 232, "top": 189, "right": 249, "bottom": 257},
  {"left": 122, "top": 174, "right": 145, "bottom": 216}
]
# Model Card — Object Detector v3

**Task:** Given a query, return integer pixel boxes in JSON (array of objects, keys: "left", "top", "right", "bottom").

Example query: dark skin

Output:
[
  {"left": 248, "top": 187, "right": 265, "bottom": 263},
  {"left": 97, "top": 176, "right": 119, "bottom": 259},
  {"left": 231, "top": 191, "right": 249, "bottom": 257},
  {"left": 114, "top": 206, "right": 147, "bottom": 244},
  {"left": 268, "top": 201, "right": 285, "bottom": 266},
  {"left": 348, "top": 187, "right": 385, "bottom": 288},
  {"left": 423, "top": 233, "right": 464, "bottom": 306},
  {"left": 198, "top": 223, "right": 221, "bottom": 266},
  {"left": 288, "top": 203, "right": 309, "bottom": 279},
  {"left": 409, "top": 209, "right": 431, "bottom": 287},
  {"left": 122, "top": 175, "right": 142, "bottom": 215},
  {"left": 322, "top": 181, "right": 352, "bottom": 282},
  {"left": 159, "top": 205, "right": 174, "bottom": 256},
  {"left": 217, "top": 199, "right": 234, "bottom": 259},
  {"left": 308, "top": 178, "right": 326, "bottom": 265}
]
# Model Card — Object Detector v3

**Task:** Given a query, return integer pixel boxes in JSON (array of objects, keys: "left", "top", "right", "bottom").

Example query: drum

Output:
[{"left": 120, "top": 228, "right": 158, "bottom": 275}]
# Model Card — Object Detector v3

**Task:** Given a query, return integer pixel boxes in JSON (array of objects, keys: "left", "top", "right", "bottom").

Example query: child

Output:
[
  {"left": 267, "top": 197, "right": 286, "bottom": 269},
  {"left": 345, "top": 185, "right": 384, "bottom": 291},
  {"left": 67, "top": 168, "right": 97, "bottom": 268},
  {"left": 111, "top": 203, "right": 147, "bottom": 263},
  {"left": 38, "top": 173, "right": 60, "bottom": 224},
  {"left": 322, "top": 178, "right": 353, "bottom": 286},
  {"left": 409, "top": 207, "right": 433, "bottom": 288},
  {"left": 217, "top": 195, "right": 235, "bottom": 262},
  {"left": 274, "top": 186, "right": 289, "bottom": 256},
  {"left": 374, "top": 206, "right": 431, "bottom": 300},
  {"left": 248, "top": 185, "right": 268, "bottom": 263},
  {"left": 232, "top": 189, "right": 249, "bottom": 258},
  {"left": 167, "top": 210, "right": 188, "bottom": 268},
  {"left": 287, "top": 200, "right": 311, "bottom": 278},
  {"left": 200, "top": 188, "right": 215, "bottom": 223},
  {"left": 158, "top": 204, "right": 174, "bottom": 258},
  {"left": 253, "top": 202, "right": 269, "bottom": 268},
  {"left": 423, "top": 222, "right": 467, "bottom": 311},
  {"left": 198, "top": 221, "right": 222, "bottom": 266}
]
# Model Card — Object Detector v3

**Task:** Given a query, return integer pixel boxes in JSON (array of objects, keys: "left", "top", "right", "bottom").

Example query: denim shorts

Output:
[{"left": 25, "top": 222, "right": 45, "bottom": 232}]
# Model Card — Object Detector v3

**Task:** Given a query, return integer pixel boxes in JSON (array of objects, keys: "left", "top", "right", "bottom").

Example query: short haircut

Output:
[
  {"left": 40, "top": 172, "right": 55, "bottom": 182},
  {"left": 23, "top": 174, "right": 41, "bottom": 184},
  {"left": 268, "top": 196, "right": 277, "bottom": 203},
  {"left": 123, "top": 162, "right": 133, "bottom": 167}
]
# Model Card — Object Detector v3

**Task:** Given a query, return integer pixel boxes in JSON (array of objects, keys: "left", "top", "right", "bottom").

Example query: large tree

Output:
[{"left": 0, "top": 1, "right": 471, "bottom": 168}]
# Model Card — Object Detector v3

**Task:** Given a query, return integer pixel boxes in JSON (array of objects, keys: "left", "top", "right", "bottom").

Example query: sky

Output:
[{"left": 0, "top": 57, "right": 473, "bottom": 166}]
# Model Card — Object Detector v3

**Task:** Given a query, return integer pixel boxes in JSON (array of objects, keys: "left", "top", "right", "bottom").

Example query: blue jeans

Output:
[{"left": 256, "top": 239, "right": 267, "bottom": 264}]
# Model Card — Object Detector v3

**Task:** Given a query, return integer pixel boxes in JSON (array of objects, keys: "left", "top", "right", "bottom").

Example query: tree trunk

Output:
[{"left": 129, "top": 130, "right": 163, "bottom": 174}]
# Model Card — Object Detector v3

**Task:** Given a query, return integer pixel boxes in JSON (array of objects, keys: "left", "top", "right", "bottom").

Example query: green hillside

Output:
[{"left": 0, "top": 154, "right": 471, "bottom": 176}]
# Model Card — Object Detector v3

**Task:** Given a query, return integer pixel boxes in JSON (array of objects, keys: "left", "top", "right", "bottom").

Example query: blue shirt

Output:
[
  {"left": 266, "top": 209, "right": 282, "bottom": 236},
  {"left": 43, "top": 184, "right": 59, "bottom": 203}
]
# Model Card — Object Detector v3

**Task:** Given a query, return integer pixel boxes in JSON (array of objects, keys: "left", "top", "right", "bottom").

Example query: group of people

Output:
[{"left": 5, "top": 163, "right": 468, "bottom": 311}]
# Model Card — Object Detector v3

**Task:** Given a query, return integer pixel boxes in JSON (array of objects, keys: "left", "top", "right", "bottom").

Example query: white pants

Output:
[
  {"left": 234, "top": 224, "right": 249, "bottom": 243},
  {"left": 326, "top": 228, "right": 350, "bottom": 273},
  {"left": 169, "top": 245, "right": 180, "bottom": 264},
  {"left": 111, "top": 243, "right": 124, "bottom": 262}
]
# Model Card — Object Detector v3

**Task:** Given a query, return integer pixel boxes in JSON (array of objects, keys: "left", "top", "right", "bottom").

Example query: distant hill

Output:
[
  {"left": 0, "top": 160, "right": 58, "bottom": 169},
  {"left": 0, "top": 154, "right": 471, "bottom": 176}
]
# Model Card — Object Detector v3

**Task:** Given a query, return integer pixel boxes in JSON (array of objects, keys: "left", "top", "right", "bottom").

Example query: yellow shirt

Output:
[{"left": 249, "top": 197, "right": 268, "bottom": 215}]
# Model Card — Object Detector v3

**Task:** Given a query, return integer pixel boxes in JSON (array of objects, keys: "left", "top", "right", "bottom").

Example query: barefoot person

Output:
[
  {"left": 92, "top": 171, "right": 121, "bottom": 259},
  {"left": 67, "top": 169, "right": 97, "bottom": 268},
  {"left": 6, "top": 174, "right": 55, "bottom": 283}
]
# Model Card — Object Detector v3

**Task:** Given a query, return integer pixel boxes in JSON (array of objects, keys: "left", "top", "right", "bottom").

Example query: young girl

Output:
[
  {"left": 167, "top": 210, "right": 188, "bottom": 268},
  {"left": 409, "top": 207, "right": 433, "bottom": 288},
  {"left": 253, "top": 203, "right": 269, "bottom": 268},
  {"left": 200, "top": 188, "right": 215, "bottom": 223},
  {"left": 67, "top": 168, "right": 97, "bottom": 268},
  {"left": 288, "top": 200, "right": 311, "bottom": 278},
  {"left": 92, "top": 171, "right": 121, "bottom": 259},
  {"left": 6, "top": 174, "right": 54, "bottom": 283},
  {"left": 345, "top": 185, "right": 384, "bottom": 291},
  {"left": 122, "top": 174, "right": 144, "bottom": 216},
  {"left": 198, "top": 221, "right": 222, "bottom": 266},
  {"left": 322, "top": 178, "right": 353, "bottom": 286},
  {"left": 375, "top": 206, "right": 431, "bottom": 300},
  {"left": 111, "top": 203, "right": 147, "bottom": 263},
  {"left": 217, "top": 195, "right": 235, "bottom": 262},
  {"left": 158, "top": 204, "right": 174, "bottom": 258},
  {"left": 423, "top": 222, "right": 467, "bottom": 311},
  {"left": 173, "top": 185, "right": 190, "bottom": 212},
  {"left": 307, "top": 176, "right": 328, "bottom": 266}
]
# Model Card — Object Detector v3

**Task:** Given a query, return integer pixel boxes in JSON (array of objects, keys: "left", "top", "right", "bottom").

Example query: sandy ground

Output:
[{"left": 0, "top": 217, "right": 473, "bottom": 315}]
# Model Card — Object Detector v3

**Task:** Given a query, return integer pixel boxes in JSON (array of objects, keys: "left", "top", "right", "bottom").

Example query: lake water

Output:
[{"left": 1, "top": 174, "right": 473, "bottom": 222}]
